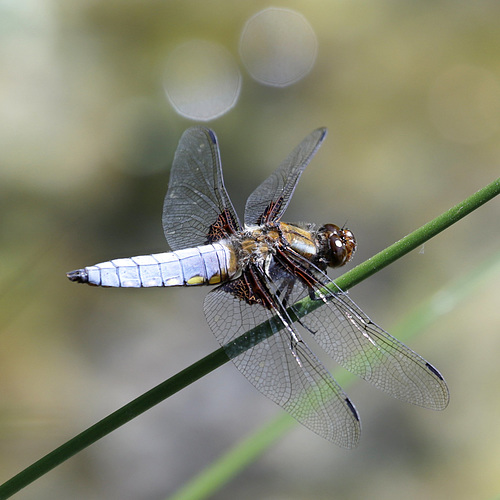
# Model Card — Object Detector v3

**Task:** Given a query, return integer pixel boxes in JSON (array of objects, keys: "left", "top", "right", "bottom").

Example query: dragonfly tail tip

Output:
[{"left": 67, "top": 269, "right": 88, "bottom": 283}]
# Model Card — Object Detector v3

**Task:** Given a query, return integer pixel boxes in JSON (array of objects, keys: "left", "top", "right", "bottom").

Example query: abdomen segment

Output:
[{"left": 67, "top": 243, "right": 235, "bottom": 287}]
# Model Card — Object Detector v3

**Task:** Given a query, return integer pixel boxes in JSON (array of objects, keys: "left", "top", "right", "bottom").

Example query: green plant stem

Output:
[{"left": 0, "top": 176, "right": 498, "bottom": 499}]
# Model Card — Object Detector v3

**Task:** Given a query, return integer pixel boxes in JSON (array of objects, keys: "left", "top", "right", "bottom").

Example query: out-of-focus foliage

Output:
[{"left": 1, "top": 1, "right": 499, "bottom": 499}]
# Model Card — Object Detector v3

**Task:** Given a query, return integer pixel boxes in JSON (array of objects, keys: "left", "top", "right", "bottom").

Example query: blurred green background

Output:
[{"left": 1, "top": 1, "right": 499, "bottom": 499}]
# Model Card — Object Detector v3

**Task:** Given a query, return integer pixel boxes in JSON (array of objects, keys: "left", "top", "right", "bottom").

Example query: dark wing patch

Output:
[
  {"left": 255, "top": 200, "right": 283, "bottom": 226},
  {"left": 206, "top": 208, "right": 241, "bottom": 245},
  {"left": 221, "top": 273, "right": 266, "bottom": 307}
]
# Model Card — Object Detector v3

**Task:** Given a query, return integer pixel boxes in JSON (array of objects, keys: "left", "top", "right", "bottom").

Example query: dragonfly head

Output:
[{"left": 317, "top": 223, "right": 357, "bottom": 268}]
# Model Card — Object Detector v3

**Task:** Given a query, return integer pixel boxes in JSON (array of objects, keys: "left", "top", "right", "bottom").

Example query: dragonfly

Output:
[{"left": 67, "top": 126, "right": 449, "bottom": 448}]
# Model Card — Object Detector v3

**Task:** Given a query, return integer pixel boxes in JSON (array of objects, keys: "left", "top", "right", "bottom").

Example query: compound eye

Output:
[{"left": 329, "top": 235, "right": 346, "bottom": 266}]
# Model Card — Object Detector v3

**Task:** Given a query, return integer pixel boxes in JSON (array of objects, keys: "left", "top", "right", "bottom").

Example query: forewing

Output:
[
  {"left": 244, "top": 128, "right": 327, "bottom": 226},
  {"left": 296, "top": 270, "right": 450, "bottom": 410},
  {"left": 204, "top": 276, "right": 361, "bottom": 448},
  {"left": 163, "top": 127, "right": 241, "bottom": 251}
]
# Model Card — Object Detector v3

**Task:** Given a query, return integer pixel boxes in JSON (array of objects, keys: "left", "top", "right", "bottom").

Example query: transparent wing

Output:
[
  {"left": 244, "top": 128, "right": 327, "bottom": 226},
  {"left": 204, "top": 274, "right": 361, "bottom": 448},
  {"left": 163, "top": 127, "right": 241, "bottom": 251},
  {"left": 279, "top": 255, "right": 450, "bottom": 411}
]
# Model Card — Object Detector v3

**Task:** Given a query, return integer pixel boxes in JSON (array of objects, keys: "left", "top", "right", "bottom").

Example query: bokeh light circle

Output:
[
  {"left": 239, "top": 7, "right": 318, "bottom": 87},
  {"left": 163, "top": 40, "right": 241, "bottom": 121}
]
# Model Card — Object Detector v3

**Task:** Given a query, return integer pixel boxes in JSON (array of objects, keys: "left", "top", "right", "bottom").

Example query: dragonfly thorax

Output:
[{"left": 233, "top": 224, "right": 282, "bottom": 268}]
